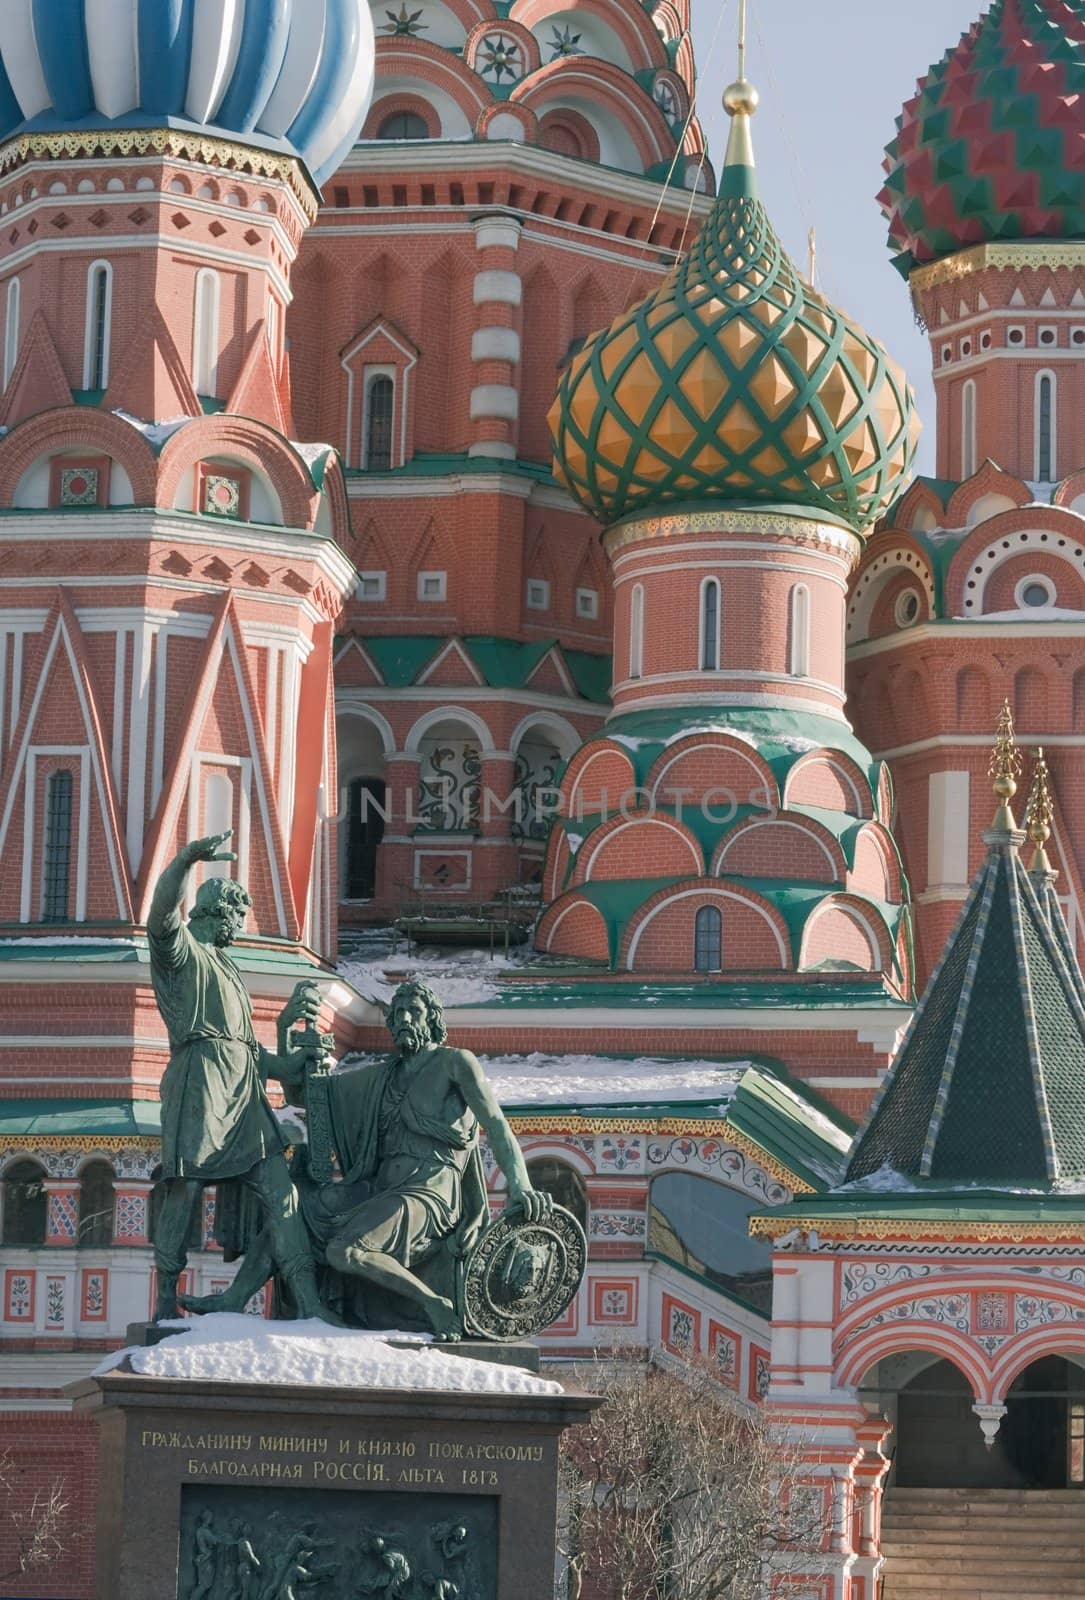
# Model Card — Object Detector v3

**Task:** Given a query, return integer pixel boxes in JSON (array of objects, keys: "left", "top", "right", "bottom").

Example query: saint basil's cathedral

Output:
[{"left": 2, "top": 0, "right": 1085, "bottom": 1595}]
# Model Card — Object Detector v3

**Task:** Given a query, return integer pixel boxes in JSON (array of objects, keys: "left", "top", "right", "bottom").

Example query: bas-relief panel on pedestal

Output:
[{"left": 177, "top": 1489, "right": 497, "bottom": 1600}]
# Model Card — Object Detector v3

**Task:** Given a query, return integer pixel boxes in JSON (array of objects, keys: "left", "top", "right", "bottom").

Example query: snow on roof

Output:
[
  {"left": 93, "top": 1314, "right": 562, "bottom": 1396},
  {"left": 339, "top": 948, "right": 534, "bottom": 1009},
  {"left": 479, "top": 1053, "right": 747, "bottom": 1108}
]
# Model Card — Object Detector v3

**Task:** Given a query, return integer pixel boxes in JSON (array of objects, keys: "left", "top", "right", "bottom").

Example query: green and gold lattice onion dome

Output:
[{"left": 549, "top": 81, "right": 920, "bottom": 534}]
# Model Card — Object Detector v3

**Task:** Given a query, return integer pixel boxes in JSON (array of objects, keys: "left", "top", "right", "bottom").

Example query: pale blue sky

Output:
[{"left": 690, "top": 0, "right": 989, "bottom": 474}]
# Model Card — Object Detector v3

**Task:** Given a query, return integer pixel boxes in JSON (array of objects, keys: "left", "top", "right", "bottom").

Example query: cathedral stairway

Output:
[{"left": 880, "top": 1488, "right": 1085, "bottom": 1597}]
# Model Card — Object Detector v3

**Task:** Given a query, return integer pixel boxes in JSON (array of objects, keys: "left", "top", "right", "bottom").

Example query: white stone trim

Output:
[
  {"left": 471, "top": 326, "right": 521, "bottom": 363},
  {"left": 473, "top": 270, "right": 522, "bottom": 307},
  {"left": 469, "top": 383, "right": 519, "bottom": 420}
]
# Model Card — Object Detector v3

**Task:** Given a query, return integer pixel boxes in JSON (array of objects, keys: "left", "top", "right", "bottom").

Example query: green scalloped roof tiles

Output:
[
  {"left": 881, "top": 0, "right": 1085, "bottom": 275},
  {"left": 550, "top": 161, "right": 919, "bottom": 532}
]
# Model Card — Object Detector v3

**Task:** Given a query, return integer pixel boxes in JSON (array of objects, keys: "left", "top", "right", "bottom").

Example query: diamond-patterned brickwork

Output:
[
  {"left": 882, "top": 0, "right": 1085, "bottom": 275},
  {"left": 550, "top": 167, "right": 918, "bottom": 533}
]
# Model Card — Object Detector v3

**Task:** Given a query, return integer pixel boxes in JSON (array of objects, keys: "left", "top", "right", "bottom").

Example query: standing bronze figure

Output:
[{"left": 148, "top": 831, "right": 328, "bottom": 1321}]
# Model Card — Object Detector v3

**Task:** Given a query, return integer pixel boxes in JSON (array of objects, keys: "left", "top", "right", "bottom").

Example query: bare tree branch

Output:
[
  {"left": 557, "top": 1356, "right": 830, "bottom": 1600},
  {"left": 0, "top": 1448, "right": 74, "bottom": 1584}
]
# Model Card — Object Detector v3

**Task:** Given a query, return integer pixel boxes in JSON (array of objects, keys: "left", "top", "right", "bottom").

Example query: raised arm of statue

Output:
[
  {"left": 452, "top": 1051, "right": 553, "bottom": 1223},
  {"left": 149, "top": 831, "right": 239, "bottom": 970}
]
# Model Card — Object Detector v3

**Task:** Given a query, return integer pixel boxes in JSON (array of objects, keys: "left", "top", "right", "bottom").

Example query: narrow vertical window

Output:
[
  {"left": 3, "top": 275, "right": 19, "bottom": 388},
  {"left": 42, "top": 769, "right": 73, "bottom": 923},
  {"left": 1037, "top": 372, "right": 1055, "bottom": 483},
  {"left": 789, "top": 583, "right": 810, "bottom": 678},
  {"left": 700, "top": 578, "right": 720, "bottom": 671},
  {"left": 962, "top": 379, "right": 977, "bottom": 479},
  {"left": 267, "top": 294, "right": 279, "bottom": 372},
  {"left": 365, "top": 375, "right": 395, "bottom": 470},
  {"left": 83, "top": 262, "right": 113, "bottom": 390},
  {"left": 629, "top": 583, "right": 645, "bottom": 680},
  {"left": 193, "top": 268, "right": 221, "bottom": 396},
  {"left": 694, "top": 905, "right": 722, "bottom": 973}
]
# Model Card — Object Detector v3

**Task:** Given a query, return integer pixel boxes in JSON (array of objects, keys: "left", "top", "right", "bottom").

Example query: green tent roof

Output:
[{"left": 847, "top": 830, "right": 1085, "bottom": 1188}]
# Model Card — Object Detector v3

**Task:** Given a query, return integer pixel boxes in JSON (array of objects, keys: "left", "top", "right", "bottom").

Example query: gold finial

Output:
[
  {"left": 723, "top": 0, "right": 759, "bottom": 168},
  {"left": 1025, "top": 747, "right": 1057, "bottom": 876},
  {"left": 989, "top": 699, "right": 1023, "bottom": 832}
]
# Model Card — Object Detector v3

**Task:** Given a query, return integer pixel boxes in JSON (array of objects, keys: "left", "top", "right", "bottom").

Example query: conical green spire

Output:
[{"left": 847, "top": 709, "right": 1085, "bottom": 1188}]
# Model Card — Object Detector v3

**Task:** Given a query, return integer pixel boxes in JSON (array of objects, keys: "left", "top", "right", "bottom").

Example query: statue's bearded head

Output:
[
  {"left": 388, "top": 980, "right": 447, "bottom": 1058},
  {"left": 190, "top": 878, "right": 253, "bottom": 947}
]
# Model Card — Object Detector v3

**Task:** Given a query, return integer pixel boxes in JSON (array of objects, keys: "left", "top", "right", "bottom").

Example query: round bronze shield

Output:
[{"left": 462, "top": 1205, "right": 586, "bottom": 1340}]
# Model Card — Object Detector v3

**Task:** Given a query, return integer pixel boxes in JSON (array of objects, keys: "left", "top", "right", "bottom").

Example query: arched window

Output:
[
  {"left": 345, "top": 777, "right": 386, "bottom": 900},
  {"left": 700, "top": 578, "right": 720, "bottom": 671},
  {"left": 3, "top": 275, "right": 20, "bottom": 388},
  {"left": 1036, "top": 372, "right": 1056, "bottom": 483},
  {"left": 2, "top": 1159, "right": 47, "bottom": 1246},
  {"left": 525, "top": 1157, "right": 588, "bottom": 1233},
  {"left": 77, "top": 1161, "right": 115, "bottom": 1248},
  {"left": 42, "top": 769, "right": 73, "bottom": 923},
  {"left": 364, "top": 375, "right": 395, "bottom": 471},
  {"left": 648, "top": 1171, "right": 773, "bottom": 1312},
  {"left": 694, "top": 905, "right": 722, "bottom": 973},
  {"left": 82, "top": 261, "right": 113, "bottom": 391},
  {"left": 193, "top": 268, "right": 221, "bottom": 396},
  {"left": 629, "top": 583, "right": 645, "bottom": 680},
  {"left": 378, "top": 111, "right": 429, "bottom": 140},
  {"left": 789, "top": 583, "right": 810, "bottom": 677},
  {"left": 961, "top": 379, "right": 977, "bottom": 479}
]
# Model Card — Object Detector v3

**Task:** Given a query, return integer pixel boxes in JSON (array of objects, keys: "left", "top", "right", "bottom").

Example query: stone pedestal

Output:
[{"left": 70, "top": 1370, "right": 597, "bottom": 1600}]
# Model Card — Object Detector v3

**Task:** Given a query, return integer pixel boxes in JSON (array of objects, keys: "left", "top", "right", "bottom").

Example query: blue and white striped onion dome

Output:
[{"left": 0, "top": 0, "right": 376, "bottom": 187}]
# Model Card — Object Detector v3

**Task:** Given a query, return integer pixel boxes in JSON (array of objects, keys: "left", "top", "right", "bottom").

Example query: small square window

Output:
[
  {"left": 357, "top": 571, "right": 386, "bottom": 601},
  {"left": 1008, "top": 325, "right": 1025, "bottom": 346},
  {"left": 418, "top": 570, "right": 446, "bottom": 602},
  {"left": 1073, "top": 327, "right": 1085, "bottom": 348},
  {"left": 1039, "top": 325, "right": 1058, "bottom": 347},
  {"left": 980, "top": 329, "right": 993, "bottom": 351},
  {"left": 576, "top": 587, "right": 599, "bottom": 619},
  {"left": 526, "top": 579, "right": 550, "bottom": 611}
]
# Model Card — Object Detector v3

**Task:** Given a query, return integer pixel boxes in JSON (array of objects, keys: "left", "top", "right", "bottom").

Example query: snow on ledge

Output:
[{"left": 92, "top": 1314, "right": 562, "bottom": 1397}]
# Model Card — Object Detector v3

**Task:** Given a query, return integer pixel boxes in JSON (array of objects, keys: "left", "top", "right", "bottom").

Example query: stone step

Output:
[
  {"left": 883, "top": 1576, "right": 1085, "bottom": 1597},
  {"left": 889, "top": 1529, "right": 1085, "bottom": 1555},
  {"left": 886, "top": 1488, "right": 1085, "bottom": 1505},
  {"left": 884, "top": 1554, "right": 1085, "bottom": 1574},
  {"left": 883, "top": 1519, "right": 1085, "bottom": 1543}
]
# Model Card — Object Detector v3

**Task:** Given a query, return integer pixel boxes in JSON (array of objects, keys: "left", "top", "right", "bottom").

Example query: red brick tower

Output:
[
  {"left": 297, "top": 0, "right": 717, "bottom": 923},
  {"left": 0, "top": 2, "right": 375, "bottom": 1242},
  {"left": 848, "top": 0, "right": 1085, "bottom": 981}
]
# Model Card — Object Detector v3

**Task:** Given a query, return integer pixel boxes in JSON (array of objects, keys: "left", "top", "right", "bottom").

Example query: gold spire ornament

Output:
[
  {"left": 989, "top": 699, "right": 1023, "bottom": 833},
  {"left": 1025, "top": 747, "right": 1057, "bottom": 877},
  {"left": 723, "top": 0, "right": 759, "bottom": 169}
]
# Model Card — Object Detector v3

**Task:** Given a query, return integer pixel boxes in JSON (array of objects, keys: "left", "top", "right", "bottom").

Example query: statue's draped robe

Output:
[
  {"left": 149, "top": 906, "right": 285, "bottom": 1180},
  {"left": 300, "top": 1051, "right": 490, "bottom": 1324}
]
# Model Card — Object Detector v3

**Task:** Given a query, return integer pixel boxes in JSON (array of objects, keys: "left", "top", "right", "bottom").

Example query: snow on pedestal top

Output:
[{"left": 94, "top": 1314, "right": 563, "bottom": 1397}]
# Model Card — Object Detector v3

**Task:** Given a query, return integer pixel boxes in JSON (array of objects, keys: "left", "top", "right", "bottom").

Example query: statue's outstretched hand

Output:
[
  {"left": 279, "top": 981, "right": 322, "bottom": 1032},
  {"left": 506, "top": 1185, "right": 553, "bottom": 1224},
  {"left": 184, "top": 830, "right": 238, "bottom": 865}
]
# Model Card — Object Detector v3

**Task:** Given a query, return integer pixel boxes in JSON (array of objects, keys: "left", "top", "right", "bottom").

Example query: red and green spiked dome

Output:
[
  {"left": 548, "top": 82, "right": 919, "bottom": 535},
  {"left": 882, "top": 0, "right": 1085, "bottom": 277}
]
